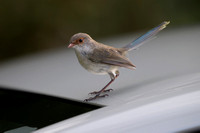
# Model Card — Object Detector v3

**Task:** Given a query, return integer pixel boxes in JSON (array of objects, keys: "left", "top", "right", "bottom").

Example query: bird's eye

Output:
[{"left": 79, "top": 39, "right": 83, "bottom": 43}]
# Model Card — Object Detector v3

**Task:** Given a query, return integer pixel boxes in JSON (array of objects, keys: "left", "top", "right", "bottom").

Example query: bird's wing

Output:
[{"left": 88, "top": 47, "right": 136, "bottom": 70}]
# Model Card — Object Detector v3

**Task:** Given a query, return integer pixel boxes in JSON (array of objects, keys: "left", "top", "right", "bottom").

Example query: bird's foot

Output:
[
  {"left": 103, "top": 88, "right": 113, "bottom": 93},
  {"left": 84, "top": 94, "right": 109, "bottom": 102},
  {"left": 89, "top": 89, "right": 113, "bottom": 95}
]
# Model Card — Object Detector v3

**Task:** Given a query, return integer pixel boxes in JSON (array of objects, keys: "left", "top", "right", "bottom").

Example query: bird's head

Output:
[{"left": 68, "top": 33, "right": 93, "bottom": 49}]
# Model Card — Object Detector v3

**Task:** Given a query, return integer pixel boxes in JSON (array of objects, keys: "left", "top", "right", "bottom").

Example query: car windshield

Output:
[{"left": 0, "top": 87, "right": 102, "bottom": 133}]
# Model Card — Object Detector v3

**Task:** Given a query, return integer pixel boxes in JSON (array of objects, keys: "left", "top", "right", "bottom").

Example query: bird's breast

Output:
[{"left": 74, "top": 49, "right": 118, "bottom": 75}]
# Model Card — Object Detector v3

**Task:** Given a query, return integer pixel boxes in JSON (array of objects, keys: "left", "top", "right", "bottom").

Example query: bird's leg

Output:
[
  {"left": 89, "top": 78, "right": 115, "bottom": 95},
  {"left": 84, "top": 71, "right": 119, "bottom": 102},
  {"left": 89, "top": 71, "right": 119, "bottom": 95}
]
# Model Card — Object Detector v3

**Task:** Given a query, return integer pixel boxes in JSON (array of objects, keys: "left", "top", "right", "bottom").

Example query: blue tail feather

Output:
[{"left": 123, "top": 21, "right": 170, "bottom": 51}]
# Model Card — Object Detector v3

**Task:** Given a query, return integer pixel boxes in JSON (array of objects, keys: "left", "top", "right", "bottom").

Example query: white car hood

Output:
[{"left": 1, "top": 25, "right": 200, "bottom": 133}]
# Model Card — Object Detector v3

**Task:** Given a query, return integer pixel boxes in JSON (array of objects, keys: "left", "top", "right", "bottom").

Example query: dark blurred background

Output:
[{"left": 0, "top": 0, "right": 200, "bottom": 62}]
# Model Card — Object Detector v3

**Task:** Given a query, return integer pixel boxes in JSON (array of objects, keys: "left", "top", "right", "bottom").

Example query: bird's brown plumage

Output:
[
  {"left": 68, "top": 21, "right": 169, "bottom": 101},
  {"left": 87, "top": 46, "right": 136, "bottom": 70}
]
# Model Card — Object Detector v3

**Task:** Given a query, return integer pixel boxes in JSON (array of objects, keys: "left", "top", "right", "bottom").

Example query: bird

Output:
[{"left": 68, "top": 21, "right": 170, "bottom": 101}]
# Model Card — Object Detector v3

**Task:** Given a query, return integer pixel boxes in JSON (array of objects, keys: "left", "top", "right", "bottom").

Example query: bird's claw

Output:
[
  {"left": 89, "top": 91, "right": 99, "bottom": 95},
  {"left": 103, "top": 88, "right": 113, "bottom": 93},
  {"left": 89, "top": 89, "right": 113, "bottom": 95},
  {"left": 84, "top": 94, "right": 109, "bottom": 102}
]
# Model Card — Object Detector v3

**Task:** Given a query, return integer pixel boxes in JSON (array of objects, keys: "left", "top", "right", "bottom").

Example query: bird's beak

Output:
[{"left": 68, "top": 43, "right": 75, "bottom": 48}]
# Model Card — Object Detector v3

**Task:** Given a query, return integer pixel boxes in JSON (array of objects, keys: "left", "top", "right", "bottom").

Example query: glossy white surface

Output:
[{"left": 34, "top": 89, "right": 200, "bottom": 133}]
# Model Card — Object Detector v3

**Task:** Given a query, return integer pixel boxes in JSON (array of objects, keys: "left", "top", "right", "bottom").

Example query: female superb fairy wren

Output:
[{"left": 68, "top": 21, "right": 170, "bottom": 101}]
